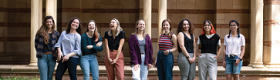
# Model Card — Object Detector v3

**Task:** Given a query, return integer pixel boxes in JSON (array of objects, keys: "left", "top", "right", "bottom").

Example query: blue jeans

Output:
[
  {"left": 156, "top": 51, "right": 174, "bottom": 80},
  {"left": 37, "top": 53, "right": 56, "bottom": 80},
  {"left": 80, "top": 54, "right": 99, "bottom": 80},
  {"left": 55, "top": 57, "right": 79, "bottom": 80},
  {"left": 131, "top": 54, "right": 149, "bottom": 80},
  {"left": 225, "top": 55, "right": 242, "bottom": 74}
]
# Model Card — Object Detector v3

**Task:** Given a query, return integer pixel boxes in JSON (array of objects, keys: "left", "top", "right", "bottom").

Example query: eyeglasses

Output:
[{"left": 230, "top": 25, "right": 237, "bottom": 27}]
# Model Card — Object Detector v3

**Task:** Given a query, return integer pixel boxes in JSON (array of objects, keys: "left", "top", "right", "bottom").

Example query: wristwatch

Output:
[
  {"left": 186, "top": 55, "right": 190, "bottom": 58},
  {"left": 239, "top": 58, "right": 243, "bottom": 61}
]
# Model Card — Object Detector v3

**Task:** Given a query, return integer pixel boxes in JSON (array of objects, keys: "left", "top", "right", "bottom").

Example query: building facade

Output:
[{"left": 0, "top": 0, "right": 279, "bottom": 69}]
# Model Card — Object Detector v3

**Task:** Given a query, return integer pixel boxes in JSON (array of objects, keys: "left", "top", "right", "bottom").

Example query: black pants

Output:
[{"left": 55, "top": 57, "right": 79, "bottom": 80}]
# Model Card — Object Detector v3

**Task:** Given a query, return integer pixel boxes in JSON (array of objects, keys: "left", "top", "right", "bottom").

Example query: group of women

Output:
[{"left": 35, "top": 16, "right": 245, "bottom": 80}]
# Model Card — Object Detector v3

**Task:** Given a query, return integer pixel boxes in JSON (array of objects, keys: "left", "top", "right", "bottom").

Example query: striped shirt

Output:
[
  {"left": 224, "top": 34, "right": 245, "bottom": 57},
  {"left": 158, "top": 34, "right": 173, "bottom": 50}
]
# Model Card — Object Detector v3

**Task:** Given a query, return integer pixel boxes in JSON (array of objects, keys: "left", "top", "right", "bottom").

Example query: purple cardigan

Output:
[{"left": 128, "top": 34, "right": 153, "bottom": 65}]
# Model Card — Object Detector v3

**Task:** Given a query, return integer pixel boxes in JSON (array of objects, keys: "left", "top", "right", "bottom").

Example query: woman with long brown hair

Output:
[
  {"left": 55, "top": 17, "right": 82, "bottom": 80},
  {"left": 177, "top": 19, "right": 196, "bottom": 80},
  {"left": 35, "top": 16, "right": 60, "bottom": 80}
]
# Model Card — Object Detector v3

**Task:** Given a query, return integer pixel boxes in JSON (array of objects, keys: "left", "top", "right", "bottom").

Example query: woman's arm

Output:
[
  {"left": 105, "top": 39, "right": 111, "bottom": 62},
  {"left": 169, "top": 34, "right": 178, "bottom": 53},
  {"left": 91, "top": 35, "right": 103, "bottom": 51},
  {"left": 215, "top": 39, "right": 222, "bottom": 58},
  {"left": 128, "top": 36, "right": 138, "bottom": 65}
]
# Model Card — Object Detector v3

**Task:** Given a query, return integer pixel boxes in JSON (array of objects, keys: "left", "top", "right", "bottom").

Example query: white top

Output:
[
  {"left": 223, "top": 34, "right": 245, "bottom": 57},
  {"left": 54, "top": 31, "right": 81, "bottom": 58},
  {"left": 197, "top": 34, "right": 221, "bottom": 45}
]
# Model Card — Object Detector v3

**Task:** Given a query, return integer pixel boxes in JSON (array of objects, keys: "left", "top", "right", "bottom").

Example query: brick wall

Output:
[{"left": 0, "top": 0, "right": 251, "bottom": 65}]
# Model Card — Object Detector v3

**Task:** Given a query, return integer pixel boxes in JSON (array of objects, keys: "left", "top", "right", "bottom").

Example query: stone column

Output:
[
  {"left": 248, "top": 0, "right": 265, "bottom": 68},
  {"left": 46, "top": 0, "right": 57, "bottom": 30},
  {"left": 143, "top": 0, "right": 151, "bottom": 36},
  {"left": 263, "top": 0, "right": 280, "bottom": 68},
  {"left": 158, "top": 0, "right": 167, "bottom": 37},
  {"left": 30, "top": 0, "right": 42, "bottom": 66}
]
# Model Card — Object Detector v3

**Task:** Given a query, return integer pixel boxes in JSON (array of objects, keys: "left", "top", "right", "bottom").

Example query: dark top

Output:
[
  {"left": 178, "top": 32, "right": 194, "bottom": 53},
  {"left": 81, "top": 33, "right": 103, "bottom": 56},
  {"left": 199, "top": 34, "right": 220, "bottom": 54},
  {"left": 104, "top": 31, "right": 126, "bottom": 51},
  {"left": 43, "top": 33, "right": 53, "bottom": 53},
  {"left": 129, "top": 34, "right": 153, "bottom": 65}
]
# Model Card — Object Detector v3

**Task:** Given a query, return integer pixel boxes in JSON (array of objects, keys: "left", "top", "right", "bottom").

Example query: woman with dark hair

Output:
[
  {"left": 35, "top": 16, "right": 60, "bottom": 80},
  {"left": 177, "top": 19, "right": 196, "bottom": 80},
  {"left": 128, "top": 19, "right": 153, "bottom": 80},
  {"left": 104, "top": 18, "right": 126, "bottom": 80},
  {"left": 155, "top": 19, "right": 178, "bottom": 80},
  {"left": 197, "top": 20, "right": 221, "bottom": 80},
  {"left": 54, "top": 17, "right": 82, "bottom": 80},
  {"left": 223, "top": 20, "right": 245, "bottom": 80},
  {"left": 80, "top": 20, "right": 103, "bottom": 80}
]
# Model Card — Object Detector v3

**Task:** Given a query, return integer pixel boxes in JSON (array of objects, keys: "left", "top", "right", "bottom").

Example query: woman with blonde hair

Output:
[
  {"left": 104, "top": 18, "right": 126, "bottom": 80},
  {"left": 129, "top": 19, "right": 153, "bottom": 80}
]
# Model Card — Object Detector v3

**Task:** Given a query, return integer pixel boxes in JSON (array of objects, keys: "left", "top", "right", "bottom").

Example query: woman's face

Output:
[
  {"left": 88, "top": 22, "right": 95, "bottom": 32},
  {"left": 203, "top": 22, "right": 211, "bottom": 32},
  {"left": 229, "top": 22, "right": 238, "bottom": 32},
  {"left": 110, "top": 20, "right": 118, "bottom": 31},
  {"left": 183, "top": 21, "right": 190, "bottom": 31},
  {"left": 71, "top": 19, "right": 80, "bottom": 30},
  {"left": 137, "top": 20, "right": 145, "bottom": 31},
  {"left": 46, "top": 19, "right": 53, "bottom": 29},
  {"left": 162, "top": 21, "right": 170, "bottom": 32}
]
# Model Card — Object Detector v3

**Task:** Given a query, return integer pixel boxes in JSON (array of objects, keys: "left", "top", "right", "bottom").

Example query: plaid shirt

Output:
[{"left": 35, "top": 31, "right": 60, "bottom": 60}]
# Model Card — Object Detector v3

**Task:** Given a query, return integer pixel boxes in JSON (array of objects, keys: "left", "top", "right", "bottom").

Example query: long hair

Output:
[
  {"left": 86, "top": 20, "right": 99, "bottom": 42},
  {"left": 134, "top": 19, "right": 145, "bottom": 37},
  {"left": 161, "top": 19, "right": 173, "bottom": 37},
  {"left": 177, "top": 19, "right": 194, "bottom": 34},
  {"left": 36, "top": 16, "right": 56, "bottom": 44},
  {"left": 227, "top": 20, "right": 240, "bottom": 38},
  {"left": 108, "top": 18, "right": 123, "bottom": 36},
  {"left": 201, "top": 20, "right": 216, "bottom": 35},
  {"left": 66, "top": 17, "right": 82, "bottom": 34}
]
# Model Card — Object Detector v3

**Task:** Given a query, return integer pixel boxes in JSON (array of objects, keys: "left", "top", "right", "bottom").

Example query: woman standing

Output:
[
  {"left": 104, "top": 18, "right": 126, "bottom": 80},
  {"left": 80, "top": 20, "right": 103, "bottom": 80},
  {"left": 197, "top": 20, "right": 221, "bottom": 80},
  {"left": 155, "top": 19, "right": 178, "bottom": 80},
  {"left": 35, "top": 16, "right": 59, "bottom": 80},
  {"left": 223, "top": 20, "right": 245, "bottom": 80},
  {"left": 177, "top": 19, "right": 196, "bottom": 80},
  {"left": 128, "top": 19, "right": 153, "bottom": 80},
  {"left": 54, "top": 18, "right": 82, "bottom": 80}
]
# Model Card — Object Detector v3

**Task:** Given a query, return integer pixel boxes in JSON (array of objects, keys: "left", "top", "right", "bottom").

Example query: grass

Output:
[{"left": 0, "top": 74, "right": 39, "bottom": 80}]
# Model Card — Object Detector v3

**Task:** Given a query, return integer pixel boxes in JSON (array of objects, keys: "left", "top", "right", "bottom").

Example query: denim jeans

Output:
[
  {"left": 37, "top": 53, "right": 56, "bottom": 80},
  {"left": 80, "top": 54, "right": 99, "bottom": 80},
  {"left": 55, "top": 57, "right": 79, "bottom": 80},
  {"left": 225, "top": 55, "right": 242, "bottom": 74},
  {"left": 156, "top": 50, "right": 174, "bottom": 80},
  {"left": 131, "top": 54, "right": 149, "bottom": 80}
]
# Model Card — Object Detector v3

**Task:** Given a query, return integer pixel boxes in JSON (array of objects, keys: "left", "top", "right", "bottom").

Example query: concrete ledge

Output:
[{"left": 0, "top": 65, "right": 280, "bottom": 76}]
